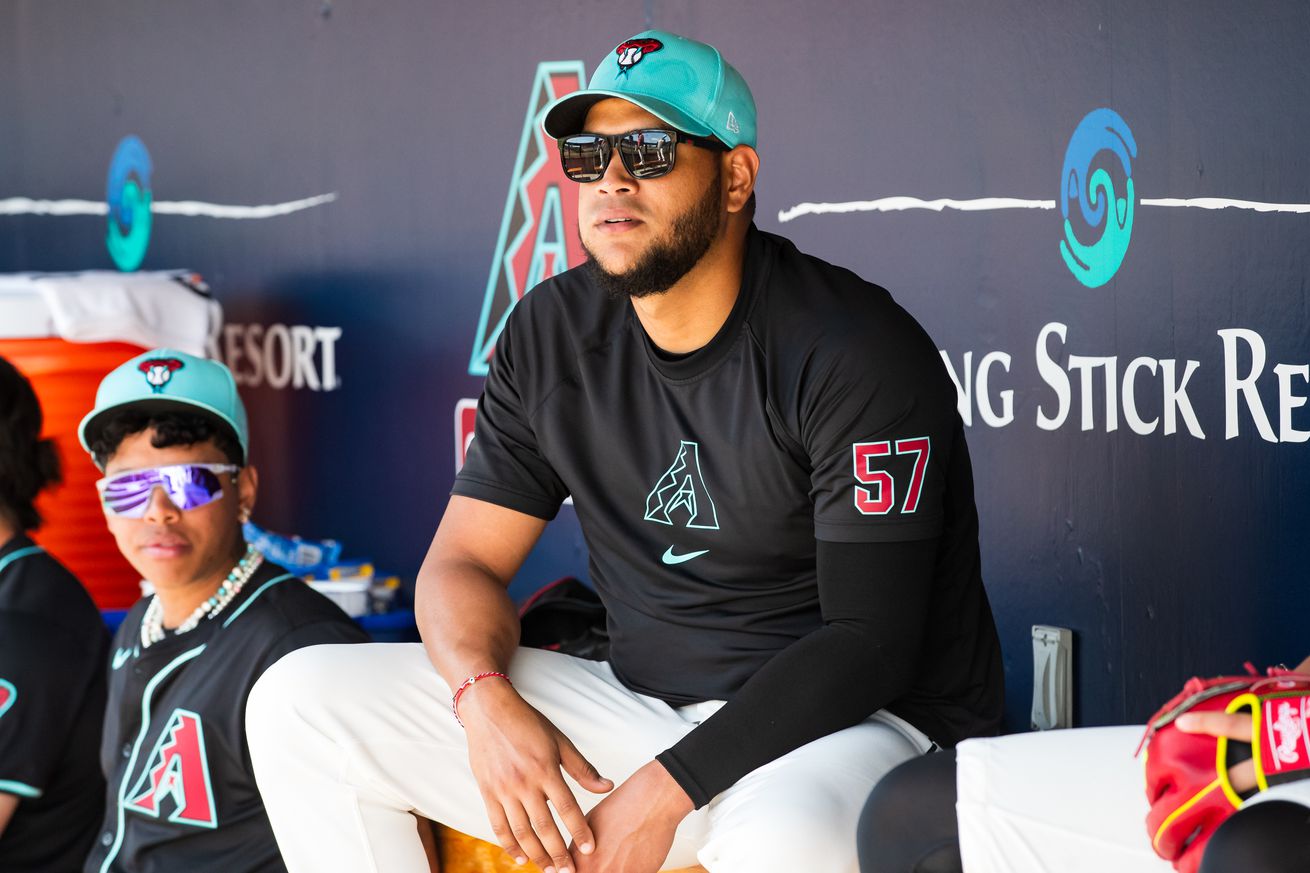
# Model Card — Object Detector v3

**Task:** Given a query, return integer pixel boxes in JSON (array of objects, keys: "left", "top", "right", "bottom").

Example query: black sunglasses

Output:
[{"left": 557, "top": 129, "right": 727, "bottom": 183}]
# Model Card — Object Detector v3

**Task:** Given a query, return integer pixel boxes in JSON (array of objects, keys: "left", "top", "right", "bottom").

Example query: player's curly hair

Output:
[
  {"left": 89, "top": 409, "right": 243, "bottom": 471},
  {"left": 0, "top": 356, "right": 62, "bottom": 532}
]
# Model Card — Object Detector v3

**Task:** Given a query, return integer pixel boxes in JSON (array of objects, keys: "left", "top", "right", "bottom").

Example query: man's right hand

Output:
[{"left": 460, "top": 678, "right": 614, "bottom": 873}]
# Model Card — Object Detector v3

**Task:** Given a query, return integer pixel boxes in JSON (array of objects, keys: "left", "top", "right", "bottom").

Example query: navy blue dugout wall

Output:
[{"left": 4, "top": 1, "right": 1309, "bottom": 732}]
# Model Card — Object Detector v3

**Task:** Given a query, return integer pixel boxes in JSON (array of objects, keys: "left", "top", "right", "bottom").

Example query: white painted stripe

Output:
[
  {"left": 0, "top": 198, "right": 107, "bottom": 216},
  {"left": 1141, "top": 197, "right": 1310, "bottom": 213},
  {"left": 0, "top": 193, "right": 337, "bottom": 219},
  {"left": 777, "top": 197, "right": 1056, "bottom": 223},
  {"left": 149, "top": 193, "right": 338, "bottom": 219},
  {"left": 779, "top": 195, "right": 1310, "bottom": 223}
]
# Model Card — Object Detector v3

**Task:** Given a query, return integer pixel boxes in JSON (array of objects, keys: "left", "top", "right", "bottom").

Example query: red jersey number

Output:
[{"left": 852, "top": 437, "right": 931, "bottom": 515}]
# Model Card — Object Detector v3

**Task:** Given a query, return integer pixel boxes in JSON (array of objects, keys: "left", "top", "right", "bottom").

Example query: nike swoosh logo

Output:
[
  {"left": 112, "top": 648, "right": 134, "bottom": 670},
  {"left": 662, "top": 547, "right": 709, "bottom": 565}
]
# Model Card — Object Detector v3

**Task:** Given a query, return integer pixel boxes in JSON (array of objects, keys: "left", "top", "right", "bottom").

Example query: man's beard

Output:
[{"left": 582, "top": 168, "right": 724, "bottom": 300}]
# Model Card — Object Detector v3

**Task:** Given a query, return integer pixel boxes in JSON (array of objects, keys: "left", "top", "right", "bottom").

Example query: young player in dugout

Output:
[
  {"left": 77, "top": 348, "right": 367, "bottom": 873},
  {"left": 0, "top": 355, "right": 109, "bottom": 872}
]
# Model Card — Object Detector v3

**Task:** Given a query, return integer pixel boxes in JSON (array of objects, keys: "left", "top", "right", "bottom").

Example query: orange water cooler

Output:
[{"left": 1, "top": 338, "right": 146, "bottom": 608}]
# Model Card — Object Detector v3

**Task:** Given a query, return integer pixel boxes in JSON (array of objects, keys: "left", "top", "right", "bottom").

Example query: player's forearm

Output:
[
  {"left": 415, "top": 558, "right": 521, "bottom": 689},
  {"left": 658, "top": 619, "right": 919, "bottom": 806},
  {"left": 658, "top": 537, "right": 937, "bottom": 807}
]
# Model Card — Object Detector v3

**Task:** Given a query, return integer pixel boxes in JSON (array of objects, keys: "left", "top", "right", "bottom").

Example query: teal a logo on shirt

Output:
[{"left": 645, "top": 441, "right": 719, "bottom": 530}]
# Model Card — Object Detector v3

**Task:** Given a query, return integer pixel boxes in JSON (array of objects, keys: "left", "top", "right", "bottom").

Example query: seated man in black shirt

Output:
[
  {"left": 247, "top": 30, "right": 1004, "bottom": 873},
  {"left": 0, "top": 355, "right": 108, "bottom": 873},
  {"left": 77, "top": 349, "right": 368, "bottom": 873}
]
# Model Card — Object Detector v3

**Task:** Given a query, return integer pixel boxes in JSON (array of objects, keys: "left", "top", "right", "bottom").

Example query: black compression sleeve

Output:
[{"left": 656, "top": 537, "right": 938, "bottom": 808}]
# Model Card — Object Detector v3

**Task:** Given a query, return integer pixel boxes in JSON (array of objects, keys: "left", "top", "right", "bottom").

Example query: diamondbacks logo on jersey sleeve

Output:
[
  {"left": 645, "top": 441, "right": 719, "bottom": 530},
  {"left": 0, "top": 679, "right": 15, "bottom": 720},
  {"left": 125, "top": 708, "right": 218, "bottom": 828}
]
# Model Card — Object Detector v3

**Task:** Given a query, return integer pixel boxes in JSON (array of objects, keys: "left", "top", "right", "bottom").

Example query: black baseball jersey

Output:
[
  {"left": 84, "top": 560, "right": 368, "bottom": 873},
  {"left": 0, "top": 535, "right": 108, "bottom": 873},
  {"left": 455, "top": 225, "right": 1002, "bottom": 739}
]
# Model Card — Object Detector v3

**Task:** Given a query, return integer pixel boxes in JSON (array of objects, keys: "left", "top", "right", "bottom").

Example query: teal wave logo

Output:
[
  {"left": 1060, "top": 109, "right": 1137, "bottom": 288},
  {"left": 106, "top": 136, "right": 153, "bottom": 272}
]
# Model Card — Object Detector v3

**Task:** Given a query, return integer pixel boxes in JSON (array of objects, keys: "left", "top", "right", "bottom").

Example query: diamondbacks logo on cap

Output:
[
  {"left": 615, "top": 38, "right": 662, "bottom": 72},
  {"left": 139, "top": 357, "right": 184, "bottom": 392}
]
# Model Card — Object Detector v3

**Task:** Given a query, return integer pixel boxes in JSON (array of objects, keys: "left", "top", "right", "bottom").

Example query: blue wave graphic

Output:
[
  {"left": 1059, "top": 109, "right": 1137, "bottom": 288},
  {"left": 106, "top": 136, "right": 153, "bottom": 271}
]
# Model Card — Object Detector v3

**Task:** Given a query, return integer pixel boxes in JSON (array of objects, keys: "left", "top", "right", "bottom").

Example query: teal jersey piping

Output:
[
  {"left": 0, "top": 549, "right": 47, "bottom": 800},
  {"left": 0, "top": 545, "right": 43, "bottom": 576},
  {"left": 99, "top": 644, "right": 207, "bottom": 873},
  {"left": 0, "top": 779, "right": 41, "bottom": 798},
  {"left": 221, "top": 573, "right": 296, "bottom": 628}
]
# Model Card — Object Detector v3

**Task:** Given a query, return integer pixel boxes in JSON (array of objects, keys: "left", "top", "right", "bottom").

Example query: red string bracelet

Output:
[{"left": 452, "top": 671, "right": 512, "bottom": 727}]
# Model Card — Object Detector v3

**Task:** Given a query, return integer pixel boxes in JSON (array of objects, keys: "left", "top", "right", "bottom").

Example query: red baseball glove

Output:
[{"left": 1137, "top": 665, "right": 1310, "bottom": 873}]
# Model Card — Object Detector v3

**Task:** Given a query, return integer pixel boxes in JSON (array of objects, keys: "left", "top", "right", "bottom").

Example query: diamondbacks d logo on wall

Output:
[
  {"left": 468, "top": 61, "right": 589, "bottom": 376},
  {"left": 125, "top": 709, "right": 218, "bottom": 828}
]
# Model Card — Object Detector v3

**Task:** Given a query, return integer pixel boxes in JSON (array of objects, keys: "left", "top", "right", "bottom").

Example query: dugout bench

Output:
[{"left": 420, "top": 820, "right": 707, "bottom": 873}]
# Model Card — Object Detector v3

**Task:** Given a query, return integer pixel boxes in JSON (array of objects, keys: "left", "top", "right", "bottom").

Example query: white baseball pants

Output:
[
  {"left": 956, "top": 725, "right": 1310, "bottom": 873},
  {"left": 246, "top": 643, "right": 932, "bottom": 873}
]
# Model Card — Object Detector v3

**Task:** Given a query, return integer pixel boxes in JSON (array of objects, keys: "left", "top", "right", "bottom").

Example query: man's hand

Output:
[
  {"left": 1176, "top": 710, "right": 1256, "bottom": 792},
  {"left": 1174, "top": 652, "right": 1310, "bottom": 796},
  {"left": 575, "top": 760, "right": 693, "bottom": 873},
  {"left": 461, "top": 679, "right": 613, "bottom": 873}
]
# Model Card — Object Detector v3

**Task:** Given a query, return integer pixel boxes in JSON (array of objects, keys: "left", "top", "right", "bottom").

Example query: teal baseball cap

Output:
[
  {"left": 78, "top": 348, "right": 249, "bottom": 468},
  {"left": 543, "top": 30, "right": 757, "bottom": 150}
]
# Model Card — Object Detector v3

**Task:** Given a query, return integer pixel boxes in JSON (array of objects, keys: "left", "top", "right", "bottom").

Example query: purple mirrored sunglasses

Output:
[{"left": 95, "top": 463, "right": 240, "bottom": 518}]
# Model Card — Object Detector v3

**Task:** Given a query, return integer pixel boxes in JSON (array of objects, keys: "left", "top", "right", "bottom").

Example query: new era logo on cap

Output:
[{"left": 726, "top": 111, "right": 740, "bottom": 134}]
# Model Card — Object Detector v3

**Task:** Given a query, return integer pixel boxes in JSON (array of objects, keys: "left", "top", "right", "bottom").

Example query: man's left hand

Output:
[{"left": 575, "top": 760, "right": 693, "bottom": 873}]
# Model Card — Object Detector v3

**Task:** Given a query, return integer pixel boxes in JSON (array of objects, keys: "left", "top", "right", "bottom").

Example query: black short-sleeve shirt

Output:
[
  {"left": 455, "top": 226, "right": 1002, "bottom": 740},
  {"left": 0, "top": 535, "right": 109, "bottom": 873},
  {"left": 83, "top": 560, "right": 369, "bottom": 873}
]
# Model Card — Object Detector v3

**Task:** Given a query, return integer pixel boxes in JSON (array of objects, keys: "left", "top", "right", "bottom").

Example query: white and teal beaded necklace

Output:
[{"left": 140, "top": 544, "right": 263, "bottom": 649}]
